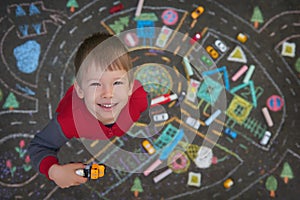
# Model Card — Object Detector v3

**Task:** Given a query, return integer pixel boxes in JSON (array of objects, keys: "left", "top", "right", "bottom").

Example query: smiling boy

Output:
[{"left": 28, "top": 33, "right": 150, "bottom": 188}]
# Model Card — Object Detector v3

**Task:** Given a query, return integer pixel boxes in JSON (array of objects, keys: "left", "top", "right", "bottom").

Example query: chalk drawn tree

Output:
[
  {"left": 280, "top": 162, "right": 294, "bottom": 184},
  {"left": 119, "top": 16, "right": 130, "bottom": 27},
  {"left": 131, "top": 177, "right": 144, "bottom": 197},
  {"left": 0, "top": 88, "right": 3, "bottom": 102},
  {"left": 265, "top": 175, "right": 278, "bottom": 198},
  {"left": 294, "top": 57, "right": 300, "bottom": 73},
  {"left": 251, "top": 6, "right": 264, "bottom": 28},
  {"left": 66, "top": 0, "right": 79, "bottom": 13},
  {"left": 2, "top": 92, "right": 19, "bottom": 110},
  {"left": 109, "top": 17, "right": 130, "bottom": 34}
]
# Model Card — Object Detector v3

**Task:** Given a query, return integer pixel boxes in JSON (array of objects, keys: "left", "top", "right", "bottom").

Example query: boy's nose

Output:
[{"left": 101, "top": 85, "right": 113, "bottom": 98}]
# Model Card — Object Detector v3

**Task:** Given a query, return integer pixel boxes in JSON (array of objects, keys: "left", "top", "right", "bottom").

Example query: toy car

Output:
[
  {"left": 109, "top": 3, "right": 124, "bottom": 14},
  {"left": 75, "top": 163, "right": 105, "bottom": 180},
  {"left": 142, "top": 139, "right": 156, "bottom": 154},
  {"left": 191, "top": 6, "right": 204, "bottom": 19},
  {"left": 260, "top": 131, "right": 271, "bottom": 145},
  {"left": 206, "top": 45, "right": 219, "bottom": 59},
  {"left": 224, "top": 128, "right": 237, "bottom": 139},
  {"left": 214, "top": 39, "right": 227, "bottom": 53},
  {"left": 153, "top": 113, "right": 169, "bottom": 122},
  {"left": 190, "top": 33, "right": 201, "bottom": 44},
  {"left": 236, "top": 33, "right": 248, "bottom": 43},
  {"left": 223, "top": 178, "right": 234, "bottom": 189},
  {"left": 186, "top": 116, "right": 201, "bottom": 129},
  {"left": 175, "top": 90, "right": 187, "bottom": 106},
  {"left": 200, "top": 55, "right": 213, "bottom": 67}
]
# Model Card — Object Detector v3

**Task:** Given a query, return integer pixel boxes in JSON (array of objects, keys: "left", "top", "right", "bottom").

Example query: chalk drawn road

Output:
[{"left": 0, "top": 0, "right": 299, "bottom": 199}]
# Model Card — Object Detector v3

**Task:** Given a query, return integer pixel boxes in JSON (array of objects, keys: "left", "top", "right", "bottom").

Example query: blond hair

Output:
[{"left": 74, "top": 32, "right": 133, "bottom": 85}]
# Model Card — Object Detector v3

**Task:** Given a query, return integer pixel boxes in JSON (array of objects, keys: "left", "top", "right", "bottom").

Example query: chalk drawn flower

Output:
[
  {"left": 19, "top": 139, "right": 25, "bottom": 148},
  {"left": 6, "top": 160, "right": 12, "bottom": 169}
]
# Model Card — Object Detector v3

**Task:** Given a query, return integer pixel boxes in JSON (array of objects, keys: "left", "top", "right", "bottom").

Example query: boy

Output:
[{"left": 28, "top": 33, "right": 150, "bottom": 188}]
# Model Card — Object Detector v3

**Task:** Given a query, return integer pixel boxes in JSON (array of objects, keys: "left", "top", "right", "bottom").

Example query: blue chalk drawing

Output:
[
  {"left": 29, "top": 3, "right": 41, "bottom": 16},
  {"left": 159, "top": 129, "right": 184, "bottom": 161},
  {"left": 204, "top": 109, "right": 221, "bottom": 126},
  {"left": 18, "top": 25, "right": 29, "bottom": 36},
  {"left": 32, "top": 23, "right": 41, "bottom": 34},
  {"left": 154, "top": 124, "right": 178, "bottom": 149},
  {"left": 230, "top": 80, "right": 257, "bottom": 108},
  {"left": 134, "top": 13, "right": 158, "bottom": 46},
  {"left": 16, "top": 5, "right": 26, "bottom": 17},
  {"left": 16, "top": 84, "right": 35, "bottom": 96},
  {"left": 202, "top": 66, "right": 230, "bottom": 90},
  {"left": 13, "top": 40, "right": 40, "bottom": 74},
  {"left": 197, "top": 76, "right": 223, "bottom": 105}
]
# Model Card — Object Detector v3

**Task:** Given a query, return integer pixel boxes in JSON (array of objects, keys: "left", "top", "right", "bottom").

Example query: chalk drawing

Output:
[
  {"left": 29, "top": 3, "right": 41, "bottom": 16},
  {"left": 227, "top": 95, "right": 253, "bottom": 125},
  {"left": 0, "top": 1, "right": 297, "bottom": 199},
  {"left": 13, "top": 40, "right": 40, "bottom": 74},
  {"left": 197, "top": 76, "right": 223, "bottom": 105}
]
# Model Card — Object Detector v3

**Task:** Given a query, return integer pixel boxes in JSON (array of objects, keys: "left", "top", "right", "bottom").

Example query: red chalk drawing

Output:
[
  {"left": 267, "top": 95, "right": 284, "bottom": 112},
  {"left": 6, "top": 160, "right": 17, "bottom": 177}
]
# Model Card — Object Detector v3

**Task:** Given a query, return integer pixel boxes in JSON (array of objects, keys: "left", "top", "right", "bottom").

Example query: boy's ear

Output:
[
  {"left": 128, "top": 81, "right": 134, "bottom": 96},
  {"left": 74, "top": 80, "right": 84, "bottom": 99}
]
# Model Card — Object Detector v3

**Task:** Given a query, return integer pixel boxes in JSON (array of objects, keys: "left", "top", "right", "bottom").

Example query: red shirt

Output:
[{"left": 37, "top": 80, "right": 149, "bottom": 178}]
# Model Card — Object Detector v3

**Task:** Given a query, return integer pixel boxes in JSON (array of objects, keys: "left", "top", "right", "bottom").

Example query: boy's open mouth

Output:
[{"left": 98, "top": 103, "right": 117, "bottom": 111}]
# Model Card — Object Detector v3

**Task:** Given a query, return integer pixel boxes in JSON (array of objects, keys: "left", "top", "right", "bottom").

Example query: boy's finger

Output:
[
  {"left": 75, "top": 178, "right": 87, "bottom": 185},
  {"left": 75, "top": 176, "right": 88, "bottom": 183},
  {"left": 70, "top": 163, "right": 85, "bottom": 169}
]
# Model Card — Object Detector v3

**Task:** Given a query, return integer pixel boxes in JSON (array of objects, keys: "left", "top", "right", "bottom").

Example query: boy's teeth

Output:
[{"left": 102, "top": 104, "right": 112, "bottom": 108}]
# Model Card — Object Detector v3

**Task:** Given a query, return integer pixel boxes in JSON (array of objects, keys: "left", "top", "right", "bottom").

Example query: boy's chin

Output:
[{"left": 96, "top": 114, "right": 117, "bottom": 124}]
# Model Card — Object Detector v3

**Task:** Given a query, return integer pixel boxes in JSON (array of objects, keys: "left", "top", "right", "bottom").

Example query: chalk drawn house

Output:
[{"left": 134, "top": 13, "right": 158, "bottom": 46}]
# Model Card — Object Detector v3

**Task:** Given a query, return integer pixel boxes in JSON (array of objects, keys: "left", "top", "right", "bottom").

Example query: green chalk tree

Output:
[
  {"left": 131, "top": 177, "right": 144, "bottom": 197},
  {"left": 295, "top": 57, "right": 300, "bottom": 73},
  {"left": 66, "top": 0, "right": 78, "bottom": 13},
  {"left": 251, "top": 6, "right": 264, "bottom": 28},
  {"left": 280, "top": 162, "right": 294, "bottom": 184},
  {"left": 265, "top": 175, "right": 277, "bottom": 198},
  {"left": 0, "top": 88, "right": 3, "bottom": 102},
  {"left": 3, "top": 92, "right": 19, "bottom": 110}
]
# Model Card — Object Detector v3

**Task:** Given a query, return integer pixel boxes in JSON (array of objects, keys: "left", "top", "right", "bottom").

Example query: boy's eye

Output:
[
  {"left": 90, "top": 83, "right": 101, "bottom": 87},
  {"left": 114, "top": 81, "right": 124, "bottom": 85}
]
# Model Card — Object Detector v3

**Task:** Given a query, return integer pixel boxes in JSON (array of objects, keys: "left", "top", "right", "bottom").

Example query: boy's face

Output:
[{"left": 75, "top": 67, "right": 133, "bottom": 125}]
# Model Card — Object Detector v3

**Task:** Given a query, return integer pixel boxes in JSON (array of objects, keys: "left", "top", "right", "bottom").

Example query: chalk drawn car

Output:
[{"left": 186, "top": 116, "right": 201, "bottom": 129}]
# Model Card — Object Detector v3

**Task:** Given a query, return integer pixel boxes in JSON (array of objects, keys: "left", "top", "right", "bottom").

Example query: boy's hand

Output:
[{"left": 48, "top": 163, "right": 88, "bottom": 188}]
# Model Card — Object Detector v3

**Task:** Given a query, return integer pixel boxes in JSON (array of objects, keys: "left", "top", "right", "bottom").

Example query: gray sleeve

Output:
[
  {"left": 28, "top": 115, "right": 69, "bottom": 171},
  {"left": 138, "top": 93, "right": 151, "bottom": 124}
]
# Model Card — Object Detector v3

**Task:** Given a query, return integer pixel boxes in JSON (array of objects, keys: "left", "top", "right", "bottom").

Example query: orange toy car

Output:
[
  {"left": 191, "top": 6, "right": 205, "bottom": 19},
  {"left": 75, "top": 163, "right": 105, "bottom": 180}
]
